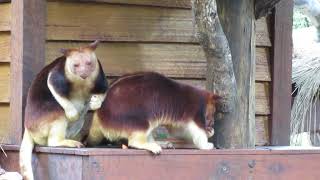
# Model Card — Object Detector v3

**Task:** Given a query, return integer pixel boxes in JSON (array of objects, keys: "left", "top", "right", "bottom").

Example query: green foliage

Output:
[{"left": 293, "top": 8, "right": 312, "bottom": 29}]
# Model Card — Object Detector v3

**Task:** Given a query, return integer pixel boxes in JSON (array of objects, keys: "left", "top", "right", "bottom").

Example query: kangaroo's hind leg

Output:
[
  {"left": 128, "top": 131, "right": 162, "bottom": 154},
  {"left": 47, "top": 116, "right": 84, "bottom": 148}
]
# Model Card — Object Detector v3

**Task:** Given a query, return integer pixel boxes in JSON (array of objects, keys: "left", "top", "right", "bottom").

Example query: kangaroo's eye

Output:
[{"left": 74, "top": 64, "right": 80, "bottom": 67}]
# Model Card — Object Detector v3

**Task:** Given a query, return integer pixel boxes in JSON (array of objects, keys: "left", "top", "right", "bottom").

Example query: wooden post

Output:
[
  {"left": 10, "top": 0, "right": 46, "bottom": 144},
  {"left": 271, "top": 0, "right": 293, "bottom": 146}
]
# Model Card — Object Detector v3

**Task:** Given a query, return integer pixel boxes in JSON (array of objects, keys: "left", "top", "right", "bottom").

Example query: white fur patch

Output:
[{"left": 186, "top": 121, "right": 214, "bottom": 150}]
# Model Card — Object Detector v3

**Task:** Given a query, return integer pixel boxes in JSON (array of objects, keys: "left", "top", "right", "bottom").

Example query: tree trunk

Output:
[{"left": 193, "top": 0, "right": 255, "bottom": 148}]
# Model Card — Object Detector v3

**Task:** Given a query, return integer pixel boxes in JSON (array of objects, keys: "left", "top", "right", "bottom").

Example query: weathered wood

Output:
[
  {"left": 256, "top": 47, "right": 271, "bottom": 81},
  {"left": 5, "top": 145, "right": 320, "bottom": 155},
  {"left": 52, "top": 0, "right": 192, "bottom": 8},
  {"left": 34, "top": 154, "right": 83, "bottom": 180},
  {"left": 256, "top": 115, "right": 270, "bottom": 146},
  {"left": 46, "top": 42, "right": 271, "bottom": 81},
  {"left": 0, "top": 3, "right": 10, "bottom": 31},
  {"left": 10, "top": 0, "right": 46, "bottom": 144},
  {"left": 3, "top": 146, "right": 320, "bottom": 180},
  {"left": 0, "top": 105, "right": 10, "bottom": 144},
  {"left": 256, "top": 17, "right": 272, "bottom": 47},
  {"left": 0, "top": 63, "right": 10, "bottom": 103},
  {"left": 46, "top": 2, "right": 271, "bottom": 46},
  {"left": 208, "top": 0, "right": 255, "bottom": 148},
  {"left": 271, "top": 0, "right": 293, "bottom": 146},
  {"left": 47, "top": 2, "right": 196, "bottom": 43},
  {"left": 255, "top": 0, "right": 282, "bottom": 19},
  {"left": 255, "top": 82, "right": 270, "bottom": 115},
  {"left": 0, "top": 32, "right": 10, "bottom": 62}
]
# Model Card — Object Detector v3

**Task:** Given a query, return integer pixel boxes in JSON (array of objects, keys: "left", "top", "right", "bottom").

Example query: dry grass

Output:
[
  {"left": 0, "top": 138, "right": 7, "bottom": 157},
  {"left": 291, "top": 56, "right": 320, "bottom": 145}
]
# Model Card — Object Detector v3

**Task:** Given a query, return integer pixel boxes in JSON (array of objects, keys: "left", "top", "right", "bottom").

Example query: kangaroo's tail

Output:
[{"left": 19, "top": 129, "right": 34, "bottom": 180}]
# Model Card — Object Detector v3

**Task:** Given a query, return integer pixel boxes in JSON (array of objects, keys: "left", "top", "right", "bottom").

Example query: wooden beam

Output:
[
  {"left": 255, "top": 0, "right": 282, "bottom": 19},
  {"left": 46, "top": 42, "right": 272, "bottom": 81},
  {"left": 271, "top": 0, "right": 293, "bottom": 146},
  {"left": 3, "top": 146, "right": 320, "bottom": 179},
  {"left": 46, "top": 2, "right": 272, "bottom": 46},
  {"left": 10, "top": 0, "right": 46, "bottom": 144},
  {"left": 53, "top": 0, "right": 192, "bottom": 9}
]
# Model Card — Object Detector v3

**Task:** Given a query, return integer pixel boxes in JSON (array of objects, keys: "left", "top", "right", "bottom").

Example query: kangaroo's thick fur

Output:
[
  {"left": 20, "top": 41, "right": 108, "bottom": 180},
  {"left": 87, "top": 72, "right": 220, "bottom": 154}
]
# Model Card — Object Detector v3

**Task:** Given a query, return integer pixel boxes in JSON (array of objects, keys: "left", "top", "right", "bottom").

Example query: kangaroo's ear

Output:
[
  {"left": 210, "top": 93, "right": 222, "bottom": 101},
  {"left": 88, "top": 40, "right": 100, "bottom": 51},
  {"left": 60, "top": 48, "right": 71, "bottom": 56}
]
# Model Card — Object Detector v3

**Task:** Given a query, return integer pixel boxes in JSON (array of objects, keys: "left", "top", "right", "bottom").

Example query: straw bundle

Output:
[{"left": 291, "top": 55, "right": 320, "bottom": 145}]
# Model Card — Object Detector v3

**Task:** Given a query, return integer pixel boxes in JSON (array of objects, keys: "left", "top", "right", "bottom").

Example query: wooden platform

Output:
[{"left": 1, "top": 145, "right": 320, "bottom": 180}]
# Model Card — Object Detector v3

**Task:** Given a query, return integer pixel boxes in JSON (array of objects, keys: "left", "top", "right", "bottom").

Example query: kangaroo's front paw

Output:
[
  {"left": 148, "top": 143, "right": 162, "bottom": 155},
  {"left": 200, "top": 142, "right": 215, "bottom": 150},
  {"left": 89, "top": 95, "right": 103, "bottom": 110},
  {"left": 206, "top": 127, "right": 215, "bottom": 138},
  {"left": 65, "top": 107, "right": 79, "bottom": 122},
  {"left": 67, "top": 140, "right": 84, "bottom": 148}
]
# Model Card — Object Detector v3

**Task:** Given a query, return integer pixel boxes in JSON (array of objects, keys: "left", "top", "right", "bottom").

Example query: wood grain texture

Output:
[
  {"left": 51, "top": 0, "right": 192, "bottom": 8},
  {"left": 255, "top": 82, "right": 270, "bottom": 115},
  {"left": 46, "top": 42, "right": 271, "bottom": 81},
  {"left": 215, "top": 0, "right": 255, "bottom": 148},
  {"left": 256, "top": 17, "right": 272, "bottom": 46},
  {"left": 256, "top": 115, "right": 270, "bottom": 146},
  {"left": 0, "top": 104, "right": 11, "bottom": 144},
  {"left": 33, "top": 154, "right": 83, "bottom": 180},
  {"left": 84, "top": 151, "right": 320, "bottom": 180},
  {"left": 46, "top": 2, "right": 271, "bottom": 46},
  {"left": 0, "top": 3, "right": 10, "bottom": 31},
  {"left": 3, "top": 146, "right": 320, "bottom": 180},
  {"left": 10, "top": 0, "right": 46, "bottom": 145},
  {"left": 256, "top": 47, "right": 271, "bottom": 81},
  {"left": 271, "top": 0, "right": 293, "bottom": 146},
  {"left": 0, "top": 63, "right": 10, "bottom": 103},
  {"left": 0, "top": 32, "right": 10, "bottom": 62}
]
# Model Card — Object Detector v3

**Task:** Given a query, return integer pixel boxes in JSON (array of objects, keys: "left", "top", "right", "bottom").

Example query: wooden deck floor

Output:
[{"left": 1, "top": 145, "right": 320, "bottom": 180}]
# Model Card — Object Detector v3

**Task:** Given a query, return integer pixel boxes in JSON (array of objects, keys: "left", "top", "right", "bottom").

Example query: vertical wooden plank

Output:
[
  {"left": 33, "top": 154, "right": 83, "bottom": 180},
  {"left": 271, "top": 0, "right": 293, "bottom": 145},
  {"left": 10, "top": 0, "right": 46, "bottom": 144}
]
